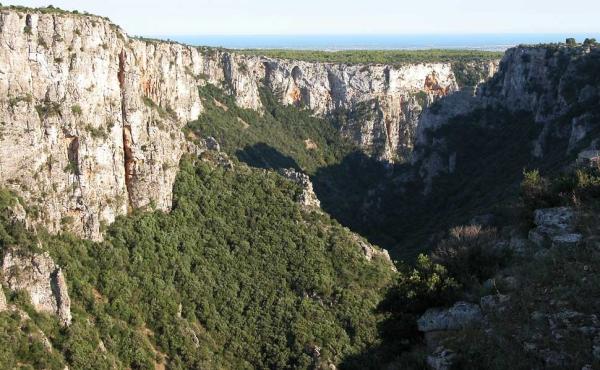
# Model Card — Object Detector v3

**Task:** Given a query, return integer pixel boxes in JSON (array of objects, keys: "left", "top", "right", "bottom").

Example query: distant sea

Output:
[{"left": 160, "top": 34, "right": 600, "bottom": 51}]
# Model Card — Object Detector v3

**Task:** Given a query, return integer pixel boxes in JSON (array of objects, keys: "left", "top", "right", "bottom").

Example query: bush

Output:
[
  {"left": 431, "top": 225, "right": 510, "bottom": 285},
  {"left": 520, "top": 166, "right": 600, "bottom": 214},
  {"left": 0, "top": 158, "right": 397, "bottom": 369},
  {"left": 70, "top": 105, "right": 82, "bottom": 115},
  {"left": 520, "top": 169, "right": 555, "bottom": 214},
  {"left": 377, "top": 254, "right": 459, "bottom": 349}
]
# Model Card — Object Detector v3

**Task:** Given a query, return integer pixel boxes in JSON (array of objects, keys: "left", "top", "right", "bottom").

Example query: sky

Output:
[{"left": 6, "top": 0, "right": 600, "bottom": 36}]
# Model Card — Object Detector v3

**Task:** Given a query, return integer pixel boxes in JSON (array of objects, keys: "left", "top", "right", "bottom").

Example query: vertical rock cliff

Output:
[
  {"left": 414, "top": 43, "right": 600, "bottom": 192},
  {"left": 0, "top": 9, "right": 202, "bottom": 239},
  {"left": 0, "top": 7, "right": 497, "bottom": 239}
]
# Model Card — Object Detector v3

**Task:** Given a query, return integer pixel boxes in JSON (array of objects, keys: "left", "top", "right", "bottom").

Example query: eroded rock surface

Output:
[
  {"left": 418, "top": 301, "right": 483, "bottom": 332},
  {"left": 280, "top": 168, "right": 321, "bottom": 209},
  {"left": 0, "top": 289, "right": 7, "bottom": 311},
  {"left": 0, "top": 8, "right": 498, "bottom": 239},
  {"left": 2, "top": 248, "right": 72, "bottom": 326},
  {"left": 528, "top": 207, "right": 582, "bottom": 248}
]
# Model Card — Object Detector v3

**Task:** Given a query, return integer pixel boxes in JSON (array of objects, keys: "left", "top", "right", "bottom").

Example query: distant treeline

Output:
[{"left": 235, "top": 48, "right": 504, "bottom": 65}]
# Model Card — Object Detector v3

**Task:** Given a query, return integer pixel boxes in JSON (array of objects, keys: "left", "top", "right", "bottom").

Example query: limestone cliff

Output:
[
  {"left": 2, "top": 248, "right": 72, "bottom": 326},
  {"left": 203, "top": 52, "right": 497, "bottom": 161},
  {"left": 414, "top": 43, "right": 600, "bottom": 190},
  {"left": 0, "top": 7, "right": 496, "bottom": 239}
]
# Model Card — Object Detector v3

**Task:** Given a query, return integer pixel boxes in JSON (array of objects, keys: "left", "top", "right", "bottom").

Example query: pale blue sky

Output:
[{"left": 6, "top": 0, "right": 600, "bottom": 36}]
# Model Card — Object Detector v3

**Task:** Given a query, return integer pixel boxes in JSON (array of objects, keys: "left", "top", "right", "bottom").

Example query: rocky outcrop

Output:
[
  {"left": 480, "top": 45, "right": 600, "bottom": 156},
  {"left": 528, "top": 207, "right": 582, "bottom": 248},
  {"left": 413, "top": 44, "right": 600, "bottom": 192},
  {"left": 0, "top": 288, "right": 7, "bottom": 311},
  {"left": 0, "top": 7, "right": 498, "bottom": 239},
  {"left": 2, "top": 248, "right": 72, "bottom": 326},
  {"left": 418, "top": 301, "right": 483, "bottom": 332},
  {"left": 426, "top": 347, "right": 457, "bottom": 370},
  {"left": 280, "top": 168, "right": 321, "bottom": 209}
]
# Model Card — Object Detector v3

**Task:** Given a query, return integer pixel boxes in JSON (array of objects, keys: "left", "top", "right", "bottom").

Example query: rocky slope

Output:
[{"left": 0, "top": 7, "right": 497, "bottom": 239}]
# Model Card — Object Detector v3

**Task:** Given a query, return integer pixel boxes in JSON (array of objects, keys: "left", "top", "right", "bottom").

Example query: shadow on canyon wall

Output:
[
  {"left": 234, "top": 106, "right": 552, "bottom": 262},
  {"left": 235, "top": 143, "right": 301, "bottom": 170}
]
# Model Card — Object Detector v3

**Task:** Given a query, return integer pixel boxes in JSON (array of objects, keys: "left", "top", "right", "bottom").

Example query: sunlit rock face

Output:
[{"left": 0, "top": 8, "right": 497, "bottom": 239}]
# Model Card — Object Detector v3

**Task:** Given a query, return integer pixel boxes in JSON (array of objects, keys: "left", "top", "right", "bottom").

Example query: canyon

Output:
[
  {"left": 1, "top": 5, "right": 599, "bottom": 370},
  {"left": 0, "top": 7, "right": 498, "bottom": 240}
]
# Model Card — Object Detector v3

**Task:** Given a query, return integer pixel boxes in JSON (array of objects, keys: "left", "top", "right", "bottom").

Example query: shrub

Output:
[
  {"left": 236, "top": 49, "right": 503, "bottom": 66},
  {"left": 377, "top": 254, "right": 459, "bottom": 348},
  {"left": 431, "top": 225, "right": 510, "bottom": 285},
  {"left": 63, "top": 160, "right": 78, "bottom": 174},
  {"left": 70, "top": 105, "right": 82, "bottom": 115},
  {"left": 520, "top": 169, "right": 554, "bottom": 213},
  {"left": 35, "top": 102, "right": 61, "bottom": 118},
  {"left": 520, "top": 166, "right": 600, "bottom": 215}
]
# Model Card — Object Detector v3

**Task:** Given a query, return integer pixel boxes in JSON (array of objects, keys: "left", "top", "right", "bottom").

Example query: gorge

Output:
[{"left": 0, "top": 4, "right": 599, "bottom": 370}]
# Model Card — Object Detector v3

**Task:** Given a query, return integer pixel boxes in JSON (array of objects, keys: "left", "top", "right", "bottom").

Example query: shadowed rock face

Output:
[
  {"left": 417, "top": 301, "right": 483, "bottom": 332},
  {"left": 0, "top": 8, "right": 498, "bottom": 240},
  {"left": 528, "top": 207, "right": 583, "bottom": 248},
  {"left": 2, "top": 249, "right": 72, "bottom": 326}
]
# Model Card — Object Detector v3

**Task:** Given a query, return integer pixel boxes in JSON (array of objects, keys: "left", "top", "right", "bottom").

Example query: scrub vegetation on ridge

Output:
[{"left": 235, "top": 49, "right": 503, "bottom": 65}]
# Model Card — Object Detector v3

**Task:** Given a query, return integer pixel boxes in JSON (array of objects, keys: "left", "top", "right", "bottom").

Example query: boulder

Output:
[
  {"left": 480, "top": 294, "right": 510, "bottom": 313},
  {"left": 528, "top": 207, "right": 578, "bottom": 247},
  {"left": 418, "top": 302, "right": 483, "bottom": 332},
  {"left": 551, "top": 233, "right": 583, "bottom": 247},
  {"left": 533, "top": 207, "right": 576, "bottom": 231},
  {"left": 577, "top": 149, "right": 600, "bottom": 167},
  {"left": 426, "top": 347, "right": 457, "bottom": 370},
  {"left": 2, "top": 249, "right": 72, "bottom": 326},
  {"left": 205, "top": 136, "right": 221, "bottom": 151}
]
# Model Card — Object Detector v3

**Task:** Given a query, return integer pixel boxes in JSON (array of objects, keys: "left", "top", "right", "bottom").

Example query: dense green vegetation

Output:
[
  {"left": 313, "top": 107, "right": 545, "bottom": 259},
  {"left": 0, "top": 158, "right": 396, "bottom": 369},
  {"left": 186, "top": 84, "right": 546, "bottom": 260},
  {"left": 236, "top": 49, "right": 503, "bottom": 66},
  {"left": 187, "top": 84, "right": 354, "bottom": 173}
]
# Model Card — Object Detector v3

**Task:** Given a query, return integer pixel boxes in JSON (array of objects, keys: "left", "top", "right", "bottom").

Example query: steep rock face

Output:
[
  {"left": 480, "top": 45, "right": 600, "bottom": 155},
  {"left": 205, "top": 53, "right": 497, "bottom": 161},
  {"left": 0, "top": 8, "right": 497, "bottom": 239},
  {"left": 0, "top": 10, "right": 202, "bottom": 239},
  {"left": 2, "top": 248, "right": 72, "bottom": 326},
  {"left": 413, "top": 44, "right": 600, "bottom": 190}
]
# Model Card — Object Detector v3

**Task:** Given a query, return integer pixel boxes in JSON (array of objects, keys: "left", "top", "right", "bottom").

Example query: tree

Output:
[{"left": 566, "top": 38, "right": 577, "bottom": 46}]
